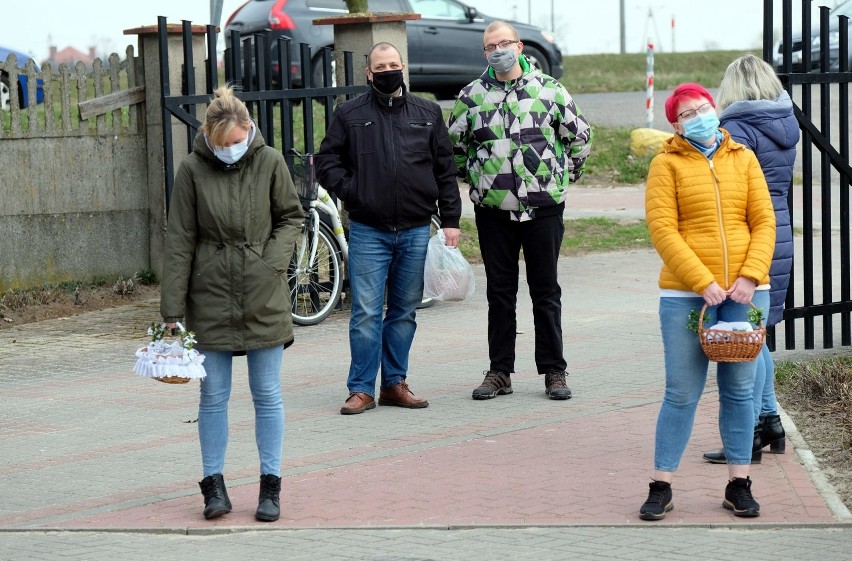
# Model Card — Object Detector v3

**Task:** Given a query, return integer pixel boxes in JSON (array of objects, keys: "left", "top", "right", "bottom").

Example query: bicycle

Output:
[{"left": 288, "top": 150, "right": 441, "bottom": 326}]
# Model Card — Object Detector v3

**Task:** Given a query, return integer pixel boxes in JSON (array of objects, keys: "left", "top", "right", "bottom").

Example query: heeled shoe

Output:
[
  {"left": 760, "top": 414, "right": 786, "bottom": 453},
  {"left": 702, "top": 425, "right": 763, "bottom": 464}
]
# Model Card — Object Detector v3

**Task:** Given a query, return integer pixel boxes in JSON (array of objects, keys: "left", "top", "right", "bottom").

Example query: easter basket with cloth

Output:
[
  {"left": 698, "top": 302, "right": 765, "bottom": 363},
  {"left": 133, "top": 322, "right": 206, "bottom": 384}
]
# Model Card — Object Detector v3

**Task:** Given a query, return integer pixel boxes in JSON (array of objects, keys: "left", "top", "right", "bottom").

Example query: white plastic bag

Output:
[{"left": 423, "top": 230, "right": 475, "bottom": 302}]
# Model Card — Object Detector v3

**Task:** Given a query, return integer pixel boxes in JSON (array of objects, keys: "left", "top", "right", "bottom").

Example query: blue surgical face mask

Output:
[
  {"left": 213, "top": 137, "right": 249, "bottom": 164},
  {"left": 682, "top": 111, "right": 720, "bottom": 144}
]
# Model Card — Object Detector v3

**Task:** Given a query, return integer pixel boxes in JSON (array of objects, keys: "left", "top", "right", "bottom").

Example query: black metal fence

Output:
[
  {"left": 764, "top": 0, "right": 852, "bottom": 350},
  {"left": 157, "top": 16, "right": 368, "bottom": 211}
]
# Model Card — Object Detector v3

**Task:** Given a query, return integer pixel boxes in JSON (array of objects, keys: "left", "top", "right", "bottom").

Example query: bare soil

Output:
[
  {"left": 774, "top": 389, "right": 852, "bottom": 511},
  {"left": 1, "top": 281, "right": 850, "bottom": 515},
  {"left": 0, "top": 283, "right": 159, "bottom": 329}
]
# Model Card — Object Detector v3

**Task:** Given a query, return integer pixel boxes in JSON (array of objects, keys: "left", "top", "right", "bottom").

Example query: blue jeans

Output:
[
  {"left": 346, "top": 220, "right": 429, "bottom": 396},
  {"left": 653, "top": 290, "right": 769, "bottom": 471},
  {"left": 197, "top": 345, "right": 284, "bottom": 477},
  {"left": 753, "top": 343, "right": 778, "bottom": 421}
]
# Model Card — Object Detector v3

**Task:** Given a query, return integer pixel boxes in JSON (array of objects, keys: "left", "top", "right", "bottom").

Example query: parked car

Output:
[
  {"left": 0, "top": 45, "right": 45, "bottom": 110},
  {"left": 224, "top": 0, "right": 563, "bottom": 98},
  {"left": 774, "top": 0, "right": 852, "bottom": 72}
]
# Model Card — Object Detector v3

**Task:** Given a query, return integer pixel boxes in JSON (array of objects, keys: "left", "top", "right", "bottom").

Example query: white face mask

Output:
[{"left": 213, "top": 137, "right": 249, "bottom": 164}]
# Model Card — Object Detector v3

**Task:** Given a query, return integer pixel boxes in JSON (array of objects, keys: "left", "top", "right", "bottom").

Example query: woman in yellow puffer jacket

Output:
[{"left": 638, "top": 83, "right": 775, "bottom": 522}]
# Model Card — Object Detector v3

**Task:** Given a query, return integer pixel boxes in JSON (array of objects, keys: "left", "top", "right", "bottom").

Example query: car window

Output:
[
  {"left": 409, "top": 0, "right": 466, "bottom": 19},
  {"left": 306, "top": 0, "right": 407, "bottom": 10},
  {"left": 833, "top": 5, "right": 852, "bottom": 18}
]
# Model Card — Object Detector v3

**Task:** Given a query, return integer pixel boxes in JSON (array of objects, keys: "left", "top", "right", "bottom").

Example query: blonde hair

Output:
[
  {"left": 484, "top": 21, "right": 520, "bottom": 42},
  {"left": 202, "top": 85, "right": 252, "bottom": 146},
  {"left": 716, "top": 54, "right": 783, "bottom": 111}
]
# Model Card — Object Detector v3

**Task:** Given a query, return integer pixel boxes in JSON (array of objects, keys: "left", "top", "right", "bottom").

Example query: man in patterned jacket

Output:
[{"left": 448, "top": 21, "right": 592, "bottom": 401}]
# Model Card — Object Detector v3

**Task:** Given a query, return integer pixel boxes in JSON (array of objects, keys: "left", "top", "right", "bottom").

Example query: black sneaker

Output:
[
  {"left": 639, "top": 480, "right": 673, "bottom": 520},
  {"left": 544, "top": 371, "right": 572, "bottom": 400},
  {"left": 723, "top": 477, "right": 760, "bottom": 517},
  {"left": 472, "top": 371, "right": 512, "bottom": 400}
]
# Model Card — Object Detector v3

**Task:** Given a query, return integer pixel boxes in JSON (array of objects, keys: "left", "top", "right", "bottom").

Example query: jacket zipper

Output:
[
  {"left": 708, "top": 159, "right": 729, "bottom": 289},
  {"left": 388, "top": 103, "right": 399, "bottom": 231}
]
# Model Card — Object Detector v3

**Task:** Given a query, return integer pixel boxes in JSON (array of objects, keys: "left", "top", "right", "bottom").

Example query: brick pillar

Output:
[
  {"left": 124, "top": 24, "right": 209, "bottom": 278},
  {"left": 314, "top": 13, "right": 421, "bottom": 90}
]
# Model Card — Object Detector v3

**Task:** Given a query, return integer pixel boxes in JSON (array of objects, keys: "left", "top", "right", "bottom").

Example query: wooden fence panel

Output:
[{"left": 0, "top": 46, "right": 145, "bottom": 138}]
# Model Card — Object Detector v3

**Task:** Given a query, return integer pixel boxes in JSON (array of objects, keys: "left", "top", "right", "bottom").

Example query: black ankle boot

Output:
[
  {"left": 760, "top": 414, "right": 786, "bottom": 453},
  {"left": 751, "top": 424, "right": 763, "bottom": 463},
  {"left": 255, "top": 474, "right": 281, "bottom": 522},
  {"left": 199, "top": 474, "right": 232, "bottom": 520},
  {"left": 703, "top": 425, "right": 763, "bottom": 464}
]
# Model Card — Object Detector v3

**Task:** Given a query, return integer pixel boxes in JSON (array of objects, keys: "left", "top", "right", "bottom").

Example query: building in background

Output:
[{"left": 44, "top": 45, "right": 96, "bottom": 68}]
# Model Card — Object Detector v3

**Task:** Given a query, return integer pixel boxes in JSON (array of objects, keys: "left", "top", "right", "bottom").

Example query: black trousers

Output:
[{"left": 474, "top": 206, "right": 567, "bottom": 374}]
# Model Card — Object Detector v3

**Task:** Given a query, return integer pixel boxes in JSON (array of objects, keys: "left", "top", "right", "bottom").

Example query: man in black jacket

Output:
[{"left": 317, "top": 42, "right": 462, "bottom": 415}]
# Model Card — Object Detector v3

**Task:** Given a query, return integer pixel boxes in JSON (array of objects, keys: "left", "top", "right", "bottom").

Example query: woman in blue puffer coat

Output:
[{"left": 703, "top": 54, "right": 800, "bottom": 465}]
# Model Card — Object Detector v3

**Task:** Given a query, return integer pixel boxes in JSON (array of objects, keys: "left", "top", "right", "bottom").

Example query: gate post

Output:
[
  {"left": 124, "top": 24, "right": 209, "bottom": 279},
  {"left": 314, "top": 13, "right": 421, "bottom": 91}
]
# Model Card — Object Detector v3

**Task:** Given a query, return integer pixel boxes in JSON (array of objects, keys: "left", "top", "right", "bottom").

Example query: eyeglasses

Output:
[
  {"left": 483, "top": 40, "right": 518, "bottom": 53},
  {"left": 677, "top": 102, "right": 714, "bottom": 121}
]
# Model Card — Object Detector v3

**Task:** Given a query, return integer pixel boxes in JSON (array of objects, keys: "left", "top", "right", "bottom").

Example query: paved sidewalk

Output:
[{"left": 2, "top": 189, "right": 852, "bottom": 559}]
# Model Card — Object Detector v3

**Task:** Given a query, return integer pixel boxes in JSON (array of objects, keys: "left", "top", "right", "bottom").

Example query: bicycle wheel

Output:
[{"left": 288, "top": 217, "right": 343, "bottom": 326}]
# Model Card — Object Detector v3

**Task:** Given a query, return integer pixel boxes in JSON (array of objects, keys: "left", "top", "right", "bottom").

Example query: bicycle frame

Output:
[{"left": 312, "top": 186, "right": 348, "bottom": 262}]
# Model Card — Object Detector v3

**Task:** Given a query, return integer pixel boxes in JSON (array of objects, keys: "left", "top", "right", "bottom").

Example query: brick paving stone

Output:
[{"left": 1, "top": 227, "right": 851, "bottom": 558}]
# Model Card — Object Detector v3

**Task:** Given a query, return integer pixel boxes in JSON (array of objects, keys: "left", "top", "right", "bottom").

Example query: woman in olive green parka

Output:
[{"left": 160, "top": 86, "right": 302, "bottom": 523}]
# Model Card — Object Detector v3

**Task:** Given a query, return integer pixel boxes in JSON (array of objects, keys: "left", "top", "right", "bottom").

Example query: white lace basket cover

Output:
[{"left": 134, "top": 339, "right": 206, "bottom": 381}]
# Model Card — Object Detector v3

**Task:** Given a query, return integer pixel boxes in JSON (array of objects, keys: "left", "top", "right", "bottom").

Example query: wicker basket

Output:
[
  {"left": 698, "top": 302, "right": 765, "bottom": 362},
  {"left": 152, "top": 371, "right": 191, "bottom": 385},
  {"left": 291, "top": 154, "right": 318, "bottom": 202}
]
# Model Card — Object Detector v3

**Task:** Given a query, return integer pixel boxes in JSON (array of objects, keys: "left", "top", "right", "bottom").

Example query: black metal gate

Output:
[
  {"left": 764, "top": 0, "right": 852, "bottom": 350},
  {"left": 157, "top": 16, "right": 368, "bottom": 210}
]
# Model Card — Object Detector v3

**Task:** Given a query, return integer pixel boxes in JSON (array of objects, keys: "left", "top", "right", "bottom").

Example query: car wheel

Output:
[
  {"left": 1, "top": 74, "right": 11, "bottom": 111},
  {"left": 523, "top": 46, "right": 551, "bottom": 76}
]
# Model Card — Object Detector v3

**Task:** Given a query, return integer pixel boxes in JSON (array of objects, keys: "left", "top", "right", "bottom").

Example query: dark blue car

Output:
[
  {"left": 0, "top": 45, "right": 46, "bottom": 110},
  {"left": 225, "top": 0, "right": 564, "bottom": 99}
]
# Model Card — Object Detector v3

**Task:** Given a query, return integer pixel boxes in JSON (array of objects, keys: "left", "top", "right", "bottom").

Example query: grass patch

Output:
[
  {"left": 563, "top": 217, "right": 651, "bottom": 253},
  {"left": 776, "top": 357, "right": 852, "bottom": 446},
  {"left": 0, "top": 271, "right": 151, "bottom": 312},
  {"left": 456, "top": 216, "right": 651, "bottom": 264},
  {"left": 561, "top": 50, "right": 760, "bottom": 94},
  {"left": 585, "top": 126, "right": 655, "bottom": 185},
  {"left": 777, "top": 357, "right": 852, "bottom": 406}
]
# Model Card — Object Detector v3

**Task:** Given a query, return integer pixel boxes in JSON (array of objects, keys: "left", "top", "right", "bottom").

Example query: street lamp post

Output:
[{"left": 551, "top": 0, "right": 555, "bottom": 31}]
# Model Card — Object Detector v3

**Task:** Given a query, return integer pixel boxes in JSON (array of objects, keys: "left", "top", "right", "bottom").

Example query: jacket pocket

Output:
[
  {"left": 403, "top": 121, "right": 432, "bottom": 153},
  {"left": 349, "top": 120, "right": 378, "bottom": 155},
  {"left": 193, "top": 243, "right": 224, "bottom": 277}
]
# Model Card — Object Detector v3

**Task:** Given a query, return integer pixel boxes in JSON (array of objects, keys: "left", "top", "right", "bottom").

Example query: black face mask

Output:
[{"left": 370, "top": 69, "right": 404, "bottom": 95}]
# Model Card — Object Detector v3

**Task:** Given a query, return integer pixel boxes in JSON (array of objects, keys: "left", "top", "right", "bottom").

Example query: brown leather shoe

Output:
[
  {"left": 340, "top": 392, "right": 376, "bottom": 415},
  {"left": 378, "top": 380, "right": 429, "bottom": 409}
]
